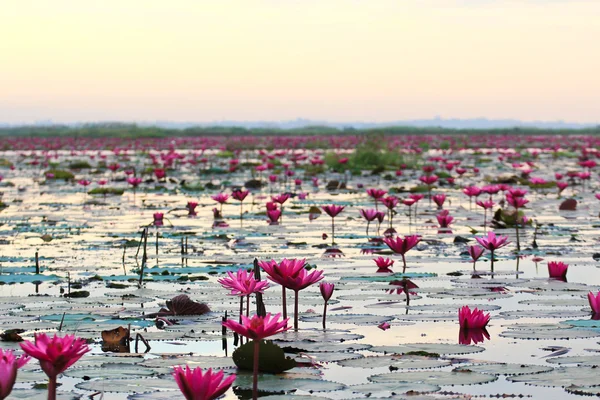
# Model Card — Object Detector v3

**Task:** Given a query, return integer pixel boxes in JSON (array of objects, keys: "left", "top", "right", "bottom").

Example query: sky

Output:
[{"left": 0, "top": 0, "right": 598, "bottom": 125}]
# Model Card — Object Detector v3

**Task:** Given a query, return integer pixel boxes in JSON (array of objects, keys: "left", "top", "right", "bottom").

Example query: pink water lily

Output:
[
  {"left": 223, "top": 313, "right": 289, "bottom": 400},
  {"left": 0, "top": 349, "right": 30, "bottom": 400},
  {"left": 173, "top": 366, "right": 236, "bottom": 400},
  {"left": 320, "top": 282, "right": 335, "bottom": 329},
  {"left": 458, "top": 306, "right": 490, "bottom": 330},
  {"left": 373, "top": 256, "right": 394, "bottom": 273},
  {"left": 322, "top": 205, "right": 344, "bottom": 245},
  {"left": 476, "top": 231, "right": 509, "bottom": 272},
  {"left": 383, "top": 235, "right": 420, "bottom": 273},
  {"left": 21, "top": 333, "right": 90, "bottom": 400},
  {"left": 548, "top": 261, "right": 568, "bottom": 280},
  {"left": 587, "top": 291, "right": 600, "bottom": 315}
]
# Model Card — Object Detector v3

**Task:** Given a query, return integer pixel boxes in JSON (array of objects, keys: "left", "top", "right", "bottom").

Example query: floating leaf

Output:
[{"left": 233, "top": 340, "right": 296, "bottom": 373}]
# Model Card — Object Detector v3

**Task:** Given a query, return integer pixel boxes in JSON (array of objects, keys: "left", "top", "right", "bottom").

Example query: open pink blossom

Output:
[
  {"left": 588, "top": 291, "right": 600, "bottom": 315},
  {"left": 173, "top": 366, "right": 236, "bottom": 400},
  {"left": 0, "top": 349, "right": 30, "bottom": 400},
  {"left": 373, "top": 256, "right": 394, "bottom": 273},
  {"left": 458, "top": 306, "right": 490, "bottom": 329},
  {"left": 548, "top": 261, "right": 568, "bottom": 280}
]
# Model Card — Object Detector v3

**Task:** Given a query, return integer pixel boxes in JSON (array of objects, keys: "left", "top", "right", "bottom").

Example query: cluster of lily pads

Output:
[{"left": 2, "top": 134, "right": 600, "bottom": 398}]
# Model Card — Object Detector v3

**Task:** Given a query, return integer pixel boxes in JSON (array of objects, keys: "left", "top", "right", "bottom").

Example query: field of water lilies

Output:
[{"left": 2, "top": 133, "right": 600, "bottom": 399}]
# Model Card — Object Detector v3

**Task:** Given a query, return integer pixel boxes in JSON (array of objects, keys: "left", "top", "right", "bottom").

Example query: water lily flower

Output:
[
  {"left": 378, "top": 322, "right": 391, "bottom": 331},
  {"left": 359, "top": 208, "right": 379, "bottom": 235},
  {"left": 548, "top": 261, "right": 568, "bottom": 280},
  {"left": 21, "top": 333, "right": 90, "bottom": 400},
  {"left": 259, "top": 258, "right": 323, "bottom": 329},
  {"left": 0, "top": 349, "right": 30, "bottom": 400},
  {"left": 366, "top": 188, "right": 387, "bottom": 209},
  {"left": 211, "top": 193, "right": 229, "bottom": 214},
  {"left": 436, "top": 210, "right": 454, "bottom": 229},
  {"left": 153, "top": 213, "right": 164, "bottom": 226},
  {"left": 219, "top": 269, "right": 269, "bottom": 320},
  {"left": 383, "top": 235, "right": 420, "bottom": 273},
  {"left": 475, "top": 231, "right": 509, "bottom": 272},
  {"left": 222, "top": 313, "right": 289, "bottom": 400},
  {"left": 458, "top": 306, "right": 490, "bottom": 329},
  {"left": 468, "top": 245, "right": 485, "bottom": 271},
  {"left": 320, "top": 282, "right": 335, "bottom": 329},
  {"left": 373, "top": 256, "right": 394, "bottom": 273},
  {"left": 432, "top": 194, "right": 446, "bottom": 209},
  {"left": 186, "top": 201, "right": 198, "bottom": 216},
  {"left": 587, "top": 291, "right": 600, "bottom": 316},
  {"left": 173, "top": 366, "right": 236, "bottom": 400},
  {"left": 322, "top": 205, "right": 344, "bottom": 245}
]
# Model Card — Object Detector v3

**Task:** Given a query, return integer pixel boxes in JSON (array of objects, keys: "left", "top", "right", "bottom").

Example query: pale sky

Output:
[{"left": 0, "top": 0, "right": 598, "bottom": 124}]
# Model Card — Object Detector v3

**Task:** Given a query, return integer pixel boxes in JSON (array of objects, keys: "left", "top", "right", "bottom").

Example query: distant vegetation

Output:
[{"left": 0, "top": 123, "right": 599, "bottom": 138}]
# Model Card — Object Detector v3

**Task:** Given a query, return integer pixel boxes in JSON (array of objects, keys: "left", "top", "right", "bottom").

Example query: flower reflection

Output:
[
  {"left": 458, "top": 328, "right": 490, "bottom": 345},
  {"left": 322, "top": 248, "right": 344, "bottom": 258}
]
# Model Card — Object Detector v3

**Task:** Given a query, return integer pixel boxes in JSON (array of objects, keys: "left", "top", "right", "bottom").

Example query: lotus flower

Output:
[
  {"left": 359, "top": 208, "right": 378, "bottom": 235},
  {"left": 0, "top": 349, "right": 30, "bottom": 400},
  {"left": 367, "top": 188, "right": 387, "bottom": 209},
  {"left": 373, "top": 256, "right": 394, "bottom": 273},
  {"left": 267, "top": 209, "right": 281, "bottom": 225},
  {"left": 211, "top": 193, "right": 229, "bottom": 214},
  {"left": 432, "top": 194, "right": 446, "bottom": 209},
  {"left": 436, "top": 211, "right": 453, "bottom": 229},
  {"left": 475, "top": 231, "right": 509, "bottom": 272},
  {"left": 218, "top": 269, "right": 269, "bottom": 297},
  {"left": 322, "top": 205, "right": 344, "bottom": 245},
  {"left": 458, "top": 306, "right": 490, "bottom": 329},
  {"left": 476, "top": 231, "right": 509, "bottom": 252},
  {"left": 173, "top": 366, "right": 236, "bottom": 400},
  {"left": 186, "top": 201, "right": 198, "bottom": 216},
  {"left": 21, "top": 333, "right": 90, "bottom": 400},
  {"left": 587, "top": 291, "right": 600, "bottom": 316},
  {"left": 222, "top": 313, "right": 289, "bottom": 400},
  {"left": 153, "top": 212, "right": 164, "bottom": 227},
  {"left": 383, "top": 235, "right": 420, "bottom": 273},
  {"left": 548, "top": 261, "right": 568, "bottom": 280},
  {"left": 258, "top": 258, "right": 323, "bottom": 329},
  {"left": 476, "top": 199, "right": 495, "bottom": 230},
  {"left": 320, "top": 282, "right": 335, "bottom": 329},
  {"left": 378, "top": 322, "right": 391, "bottom": 331},
  {"left": 468, "top": 245, "right": 485, "bottom": 271}
]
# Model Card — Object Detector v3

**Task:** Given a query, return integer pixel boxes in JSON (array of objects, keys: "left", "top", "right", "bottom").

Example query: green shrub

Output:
[
  {"left": 68, "top": 160, "right": 92, "bottom": 169},
  {"left": 88, "top": 187, "right": 124, "bottom": 196},
  {"left": 45, "top": 169, "right": 74, "bottom": 180}
]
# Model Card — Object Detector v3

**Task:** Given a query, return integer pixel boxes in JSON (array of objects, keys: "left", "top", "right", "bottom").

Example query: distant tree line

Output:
[{"left": 0, "top": 123, "right": 598, "bottom": 138}]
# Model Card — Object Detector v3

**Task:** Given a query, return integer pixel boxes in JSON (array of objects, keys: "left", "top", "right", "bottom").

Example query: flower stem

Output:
[
  {"left": 322, "top": 302, "right": 328, "bottom": 329},
  {"left": 282, "top": 287, "right": 287, "bottom": 319},
  {"left": 490, "top": 250, "right": 495, "bottom": 273},
  {"left": 252, "top": 340, "right": 260, "bottom": 400},
  {"left": 294, "top": 290, "right": 299, "bottom": 331},
  {"left": 331, "top": 217, "right": 335, "bottom": 246},
  {"left": 246, "top": 295, "right": 250, "bottom": 317},
  {"left": 48, "top": 377, "right": 57, "bottom": 400},
  {"left": 366, "top": 221, "right": 370, "bottom": 236},
  {"left": 401, "top": 254, "right": 407, "bottom": 274}
]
